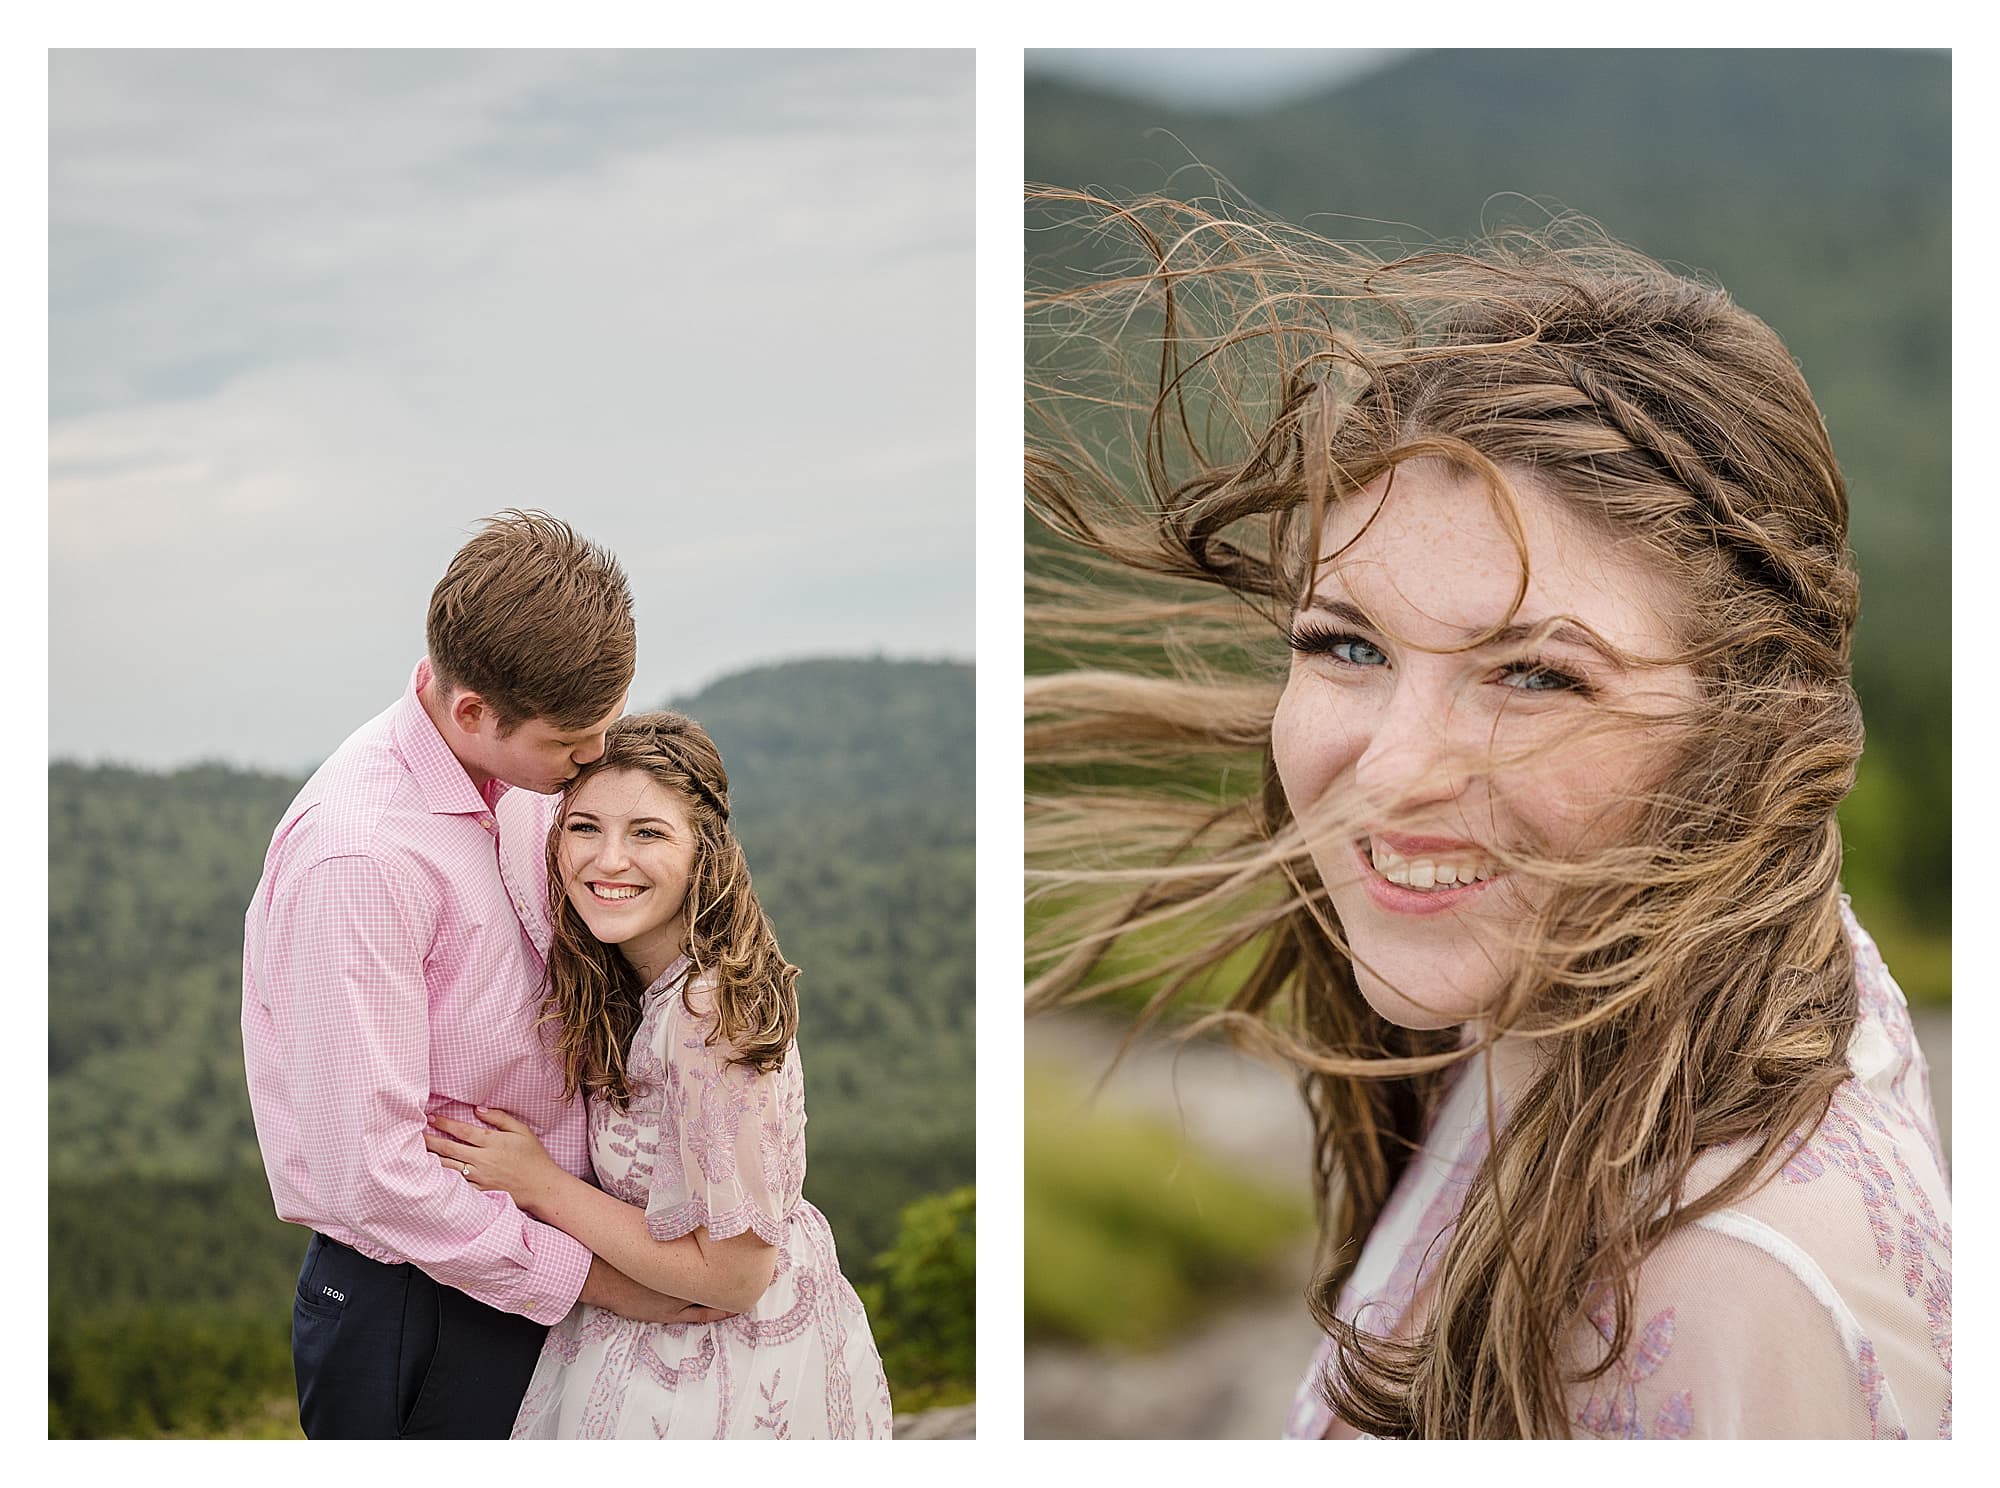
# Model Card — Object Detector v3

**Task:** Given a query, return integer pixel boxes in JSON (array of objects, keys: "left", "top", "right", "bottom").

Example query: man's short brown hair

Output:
[{"left": 426, "top": 510, "right": 635, "bottom": 732}]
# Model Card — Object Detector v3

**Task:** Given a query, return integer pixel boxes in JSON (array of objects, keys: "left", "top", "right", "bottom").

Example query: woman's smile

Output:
[
  {"left": 1355, "top": 835, "right": 1502, "bottom": 915},
  {"left": 585, "top": 880, "right": 649, "bottom": 903}
]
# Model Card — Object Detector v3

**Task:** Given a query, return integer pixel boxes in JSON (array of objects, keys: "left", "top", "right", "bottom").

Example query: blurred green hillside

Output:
[
  {"left": 48, "top": 656, "right": 973, "bottom": 1437},
  {"left": 1027, "top": 49, "right": 1949, "bottom": 1001},
  {"left": 1025, "top": 1067, "right": 1308, "bottom": 1350}
]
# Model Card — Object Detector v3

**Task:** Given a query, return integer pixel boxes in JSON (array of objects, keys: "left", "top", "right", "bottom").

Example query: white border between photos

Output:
[{"left": 973, "top": 36, "right": 1027, "bottom": 1460}]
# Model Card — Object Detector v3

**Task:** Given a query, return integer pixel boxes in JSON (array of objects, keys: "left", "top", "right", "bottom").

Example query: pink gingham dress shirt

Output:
[{"left": 242, "top": 660, "right": 587, "bottom": 1325}]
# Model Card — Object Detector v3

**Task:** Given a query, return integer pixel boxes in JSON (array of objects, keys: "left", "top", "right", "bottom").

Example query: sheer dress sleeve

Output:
[
  {"left": 643, "top": 977, "right": 805, "bottom": 1248},
  {"left": 1554, "top": 903, "right": 1953, "bottom": 1440},
  {"left": 1567, "top": 1219, "right": 1888, "bottom": 1439}
]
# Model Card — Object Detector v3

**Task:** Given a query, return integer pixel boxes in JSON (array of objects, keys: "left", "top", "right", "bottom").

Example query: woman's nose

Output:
[{"left": 1350, "top": 682, "right": 1466, "bottom": 809}]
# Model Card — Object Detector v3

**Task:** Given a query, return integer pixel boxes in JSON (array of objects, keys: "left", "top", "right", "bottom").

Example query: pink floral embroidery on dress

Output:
[
  {"left": 754, "top": 1369, "right": 792, "bottom": 1438},
  {"left": 1779, "top": 1064, "right": 1951, "bottom": 1436},
  {"left": 1849, "top": 920, "right": 1946, "bottom": 1179},
  {"left": 681, "top": 1033, "right": 756, "bottom": 1184},
  {"left": 639, "top": 1326, "right": 716, "bottom": 1394},
  {"left": 1573, "top": 1292, "right": 1693, "bottom": 1440},
  {"left": 1364, "top": 1107, "right": 1492, "bottom": 1334},
  {"left": 1850, "top": 1337, "right": 1909, "bottom": 1440},
  {"left": 510, "top": 963, "right": 891, "bottom": 1438}
]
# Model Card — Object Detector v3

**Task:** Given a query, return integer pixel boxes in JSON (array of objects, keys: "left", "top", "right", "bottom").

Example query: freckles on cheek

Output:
[
  {"left": 1497, "top": 755, "right": 1627, "bottom": 853},
  {"left": 1272, "top": 678, "right": 1352, "bottom": 804},
  {"left": 1270, "top": 685, "right": 1308, "bottom": 800}
]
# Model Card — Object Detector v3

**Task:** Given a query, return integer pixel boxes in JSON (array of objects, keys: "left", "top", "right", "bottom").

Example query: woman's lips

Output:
[
  {"left": 1369, "top": 830, "right": 1490, "bottom": 857},
  {"left": 586, "top": 881, "right": 648, "bottom": 904},
  {"left": 1352, "top": 839, "right": 1498, "bottom": 916}
]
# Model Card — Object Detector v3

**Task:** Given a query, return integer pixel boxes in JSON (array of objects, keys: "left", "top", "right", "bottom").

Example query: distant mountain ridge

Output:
[
  {"left": 669, "top": 655, "right": 973, "bottom": 823},
  {"left": 1028, "top": 50, "right": 1947, "bottom": 205}
]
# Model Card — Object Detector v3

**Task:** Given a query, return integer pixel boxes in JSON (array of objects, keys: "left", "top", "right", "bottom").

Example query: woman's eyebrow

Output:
[
  {"left": 1484, "top": 620, "right": 1625, "bottom": 668},
  {"left": 1302, "top": 595, "right": 1623, "bottom": 667},
  {"left": 1300, "top": 596, "right": 1379, "bottom": 630}
]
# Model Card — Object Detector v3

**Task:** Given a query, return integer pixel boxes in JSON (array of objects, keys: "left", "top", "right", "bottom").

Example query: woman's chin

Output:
[{"left": 1353, "top": 963, "right": 1498, "bottom": 1032}]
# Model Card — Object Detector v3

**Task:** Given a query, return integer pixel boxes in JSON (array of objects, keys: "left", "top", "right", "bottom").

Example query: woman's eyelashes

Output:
[
  {"left": 1497, "top": 660, "right": 1591, "bottom": 695},
  {"left": 564, "top": 820, "right": 666, "bottom": 840},
  {"left": 1286, "top": 624, "right": 1594, "bottom": 696},
  {"left": 1286, "top": 626, "right": 1386, "bottom": 666}
]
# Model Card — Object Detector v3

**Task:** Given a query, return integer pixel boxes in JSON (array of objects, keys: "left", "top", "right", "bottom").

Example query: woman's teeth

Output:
[
  {"left": 591, "top": 883, "right": 646, "bottom": 901},
  {"left": 1368, "top": 841, "right": 1495, "bottom": 890}
]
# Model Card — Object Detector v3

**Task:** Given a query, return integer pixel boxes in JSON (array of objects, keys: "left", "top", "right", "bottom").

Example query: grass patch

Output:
[
  {"left": 163, "top": 1394, "right": 303, "bottom": 1440},
  {"left": 1025, "top": 1064, "right": 1310, "bottom": 1351},
  {"left": 888, "top": 1381, "right": 978, "bottom": 1414}
]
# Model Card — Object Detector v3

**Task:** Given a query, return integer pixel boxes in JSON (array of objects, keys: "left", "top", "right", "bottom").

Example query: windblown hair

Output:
[
  {"left": 1025, "top": 191, "right": 1864, "bottom": 1437},
  {"left": 542, "top": 711, "right": 800, "bottom": 1106},
  {"left": 427, "top": 508, "right": 636, "bottom": 733}
]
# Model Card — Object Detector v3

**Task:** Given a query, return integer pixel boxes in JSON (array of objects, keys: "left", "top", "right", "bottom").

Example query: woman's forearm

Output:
[{"left": 529, "top": 1171, "right": 776, "bottom": 1313}]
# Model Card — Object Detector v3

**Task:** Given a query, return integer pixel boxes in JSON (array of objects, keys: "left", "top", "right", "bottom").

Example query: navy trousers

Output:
[{"left": 292, "top": 1231, "right": 551, "bottom": 1439}]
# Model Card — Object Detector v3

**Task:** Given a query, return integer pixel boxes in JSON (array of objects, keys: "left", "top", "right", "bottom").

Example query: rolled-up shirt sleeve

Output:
[{"left": 259, "top": 852, "right": 590, "bottom": 1324}]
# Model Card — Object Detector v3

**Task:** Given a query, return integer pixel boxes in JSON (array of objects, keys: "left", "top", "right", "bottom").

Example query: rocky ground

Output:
[
  {"left": 1026, "top": 1005, "right": 1953, "bottom": 1440},
  {"left": 895, "top": 1402, "right": 977, "bottom": 1439}
]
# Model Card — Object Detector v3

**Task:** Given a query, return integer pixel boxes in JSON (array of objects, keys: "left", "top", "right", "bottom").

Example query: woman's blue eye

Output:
[
  {"left": 1499, "top": 663, "right": 1582, "bottom": 692},
  {"left": 566, "top": 821, "right": 598, "bottom": 834},
  {"left": 1287, "top": 626, "right": 1388, "bottom": 667}
]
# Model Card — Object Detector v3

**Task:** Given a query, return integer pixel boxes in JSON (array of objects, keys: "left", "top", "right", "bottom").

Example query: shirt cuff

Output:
[{"left": 516, "top": 1218, "right": 593, "bottom": 1326}]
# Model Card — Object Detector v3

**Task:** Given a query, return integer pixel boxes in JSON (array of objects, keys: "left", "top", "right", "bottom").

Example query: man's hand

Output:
[{"left": 579, "top": 1255, "right": 736, "bottom": 1325}]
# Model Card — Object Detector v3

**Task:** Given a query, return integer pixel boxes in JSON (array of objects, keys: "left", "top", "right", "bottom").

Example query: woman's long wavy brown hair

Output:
[
  {"left": 1026, "top": 191, "right": 1864, "bottom": 1437},
  {"left": 542, "top": 711, "right": 800, "bottom": 1105}
]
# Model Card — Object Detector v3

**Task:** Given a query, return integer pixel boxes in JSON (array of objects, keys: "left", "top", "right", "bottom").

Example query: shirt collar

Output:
[{"left": 391, "top": 659, "right": 494, "bottom": 818}]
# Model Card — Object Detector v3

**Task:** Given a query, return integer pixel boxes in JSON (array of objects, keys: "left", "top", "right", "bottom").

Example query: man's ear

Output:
[{"left": 448, "top": 690, "right": 491, "bottom": 737}]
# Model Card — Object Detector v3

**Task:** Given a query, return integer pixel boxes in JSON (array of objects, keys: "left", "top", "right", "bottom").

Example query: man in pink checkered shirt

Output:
[{"left": 243, "top": 511, "right": 725, "bottom": 1439}]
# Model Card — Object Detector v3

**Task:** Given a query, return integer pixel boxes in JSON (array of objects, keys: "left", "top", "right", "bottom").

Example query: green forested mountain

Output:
[
  {"left": 667, "top": 657, "right": 976, "bottom": 1257},
  {"left": 48, "top": 655, "right": 973, "bottom": 1436},
  {"left": 1027, "top": 49, "right": 1950, "bottom": 970}
]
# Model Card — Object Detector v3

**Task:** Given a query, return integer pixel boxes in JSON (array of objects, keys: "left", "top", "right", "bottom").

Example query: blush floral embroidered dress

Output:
[
  {"left": 1283, "top": 903, "right": 1951, "bottom": 1440},
  {"left": 509, "top": 956, "right": 893, "bottom": 1439}
]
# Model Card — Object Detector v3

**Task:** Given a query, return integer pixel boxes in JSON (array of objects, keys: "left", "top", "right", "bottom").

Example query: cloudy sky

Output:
[
  {"left": 1026, "top": 48, "right": 1412, "bottom": 109},
  {"left": 49, "top": 49, "right": 972, "bottom": 772}
]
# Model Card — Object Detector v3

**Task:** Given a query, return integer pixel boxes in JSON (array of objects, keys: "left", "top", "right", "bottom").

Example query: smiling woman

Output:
[
  {"left": 467, "top": 710, "right": 892, "bottom": 1438},
  {"left": 1024, "top": 192, "right": 1950, "bottom": 1439}
]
